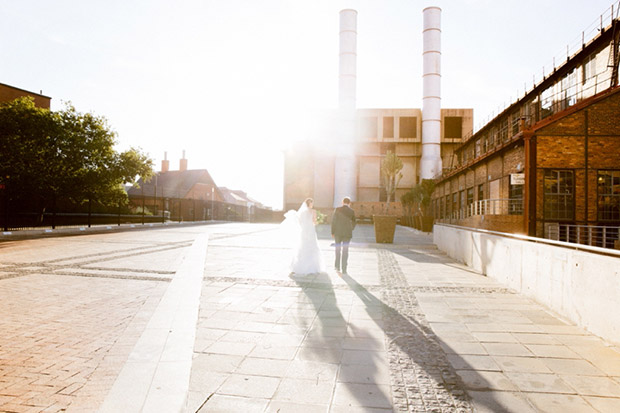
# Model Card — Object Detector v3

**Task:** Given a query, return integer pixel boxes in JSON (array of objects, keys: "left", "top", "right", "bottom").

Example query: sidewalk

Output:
[
  {"left": 2, "top": 222, "right": 620, "bottom": 412},
  {"left": 186, "top": 224, "right": 620, "bottom": 412}
]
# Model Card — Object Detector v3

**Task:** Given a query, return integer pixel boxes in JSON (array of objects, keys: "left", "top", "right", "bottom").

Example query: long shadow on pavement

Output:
[
  {"left": 301, "top": 225, "right": 516, "bottom": 411},
  {"left": 291, "top": 273, "right": 393, "bottom": 410},
  {"left": 339, "top": 271, "right": 497, "bottom": 411}
]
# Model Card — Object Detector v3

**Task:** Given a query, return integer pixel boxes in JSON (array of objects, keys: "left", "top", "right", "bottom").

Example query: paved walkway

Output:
[
  {"left": 1, "top": 223, "right": 620, "bottom": 412},
  {"left": 185, "top": 224, "right": 620, "bottom": 413}
]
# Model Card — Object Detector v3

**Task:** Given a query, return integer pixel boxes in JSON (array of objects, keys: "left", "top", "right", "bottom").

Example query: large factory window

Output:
[
  {"left": 380, "top": 143, "right": 396, "bottom": 154},
  {"left": 444, "top": 116, "right": 462, "bottom": 140},
  {"left": 359, "top": 116, "right": 378, "bottom": 139},
  {"left": 560, "top": 69, "right": 577, "bottom": 110},
  {"left": 583, "top": 53, "right": 598, "bottom": 84},
  {"left": 440, "top": 197, "right": 445, "bottom": 219},
  {"left": 452, "top": 193, "right": 458, "bottom": 216},
  {"left": 466, "top": 188, "right": 474, "bottom": 207},
  {"left": 598, "top": 170, "right": 620, "bottom": 221},
  {"left": 399, "top": 117, "right": 417, "bottom": 139},
  {"left": 543, "top": 169, "right": 574, "bottom": 220},
  {"left": 383, "top": 117, "right": 394, "bottom": 138},
  {"left": 540, "top": 87, "right": 554, "bottom": 119},
  {"left": 509, "top": 183, "right": 523, "bottom": 215}
]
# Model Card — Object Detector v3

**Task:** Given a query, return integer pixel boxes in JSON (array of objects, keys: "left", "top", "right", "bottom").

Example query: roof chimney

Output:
[
  {"left": 180, "top": 150, "right": 188, "bottom": 171},
  {"left": 161, "top": 151, "right": 169, "bottom": 173}
]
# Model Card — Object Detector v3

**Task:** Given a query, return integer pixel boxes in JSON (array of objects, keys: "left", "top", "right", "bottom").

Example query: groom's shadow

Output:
[
  {"left": 291, "top": 272, "right": 393, "bottom": 410},
  {"left": 338, "top": 271, "right": 506, "bottom": 412}
]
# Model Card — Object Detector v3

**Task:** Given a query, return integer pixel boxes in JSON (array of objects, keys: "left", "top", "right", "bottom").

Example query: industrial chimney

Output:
[
  {"left": 421, "top": 6, "right": 442, "bottom": 179},
  {"left": 161, "top": 151, "right": 169, "bottom": 173},
  {"left": 333, "top": 9, "right": 358, "bottom": 206},
  {"left": 180, "top": 150, "right": 188, "bottom": 171},
  {"left": 338, "top": 9, "right": 357, "bottom": 110}
]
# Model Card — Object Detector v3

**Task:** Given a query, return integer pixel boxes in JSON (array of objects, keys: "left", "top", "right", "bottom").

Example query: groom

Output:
[{"left": 331, "top": 197, "right": 356, "bottom": 274}]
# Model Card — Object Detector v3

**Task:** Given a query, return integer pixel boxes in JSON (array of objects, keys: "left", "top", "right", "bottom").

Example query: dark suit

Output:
[{"left": 331, "top": 205, "right": 356, "bottom": 272}]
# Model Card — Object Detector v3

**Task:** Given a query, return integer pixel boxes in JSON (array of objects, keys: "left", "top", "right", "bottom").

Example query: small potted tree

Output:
[
  {"left": 373, "top": 151, "right": 403, "bottom": 243},
  {"left": 400, "top": 190, "right": 415, "bottom": 228},
  {"left": 407, "top": 179, "right": 436, "bottom": 232}
]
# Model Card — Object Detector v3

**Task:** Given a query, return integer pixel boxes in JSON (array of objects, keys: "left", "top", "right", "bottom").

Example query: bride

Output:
[{"left": 282, "top": 198, "right": 326, "bottom": 275}]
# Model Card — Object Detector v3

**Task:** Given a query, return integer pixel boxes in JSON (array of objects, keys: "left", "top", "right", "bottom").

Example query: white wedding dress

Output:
[{"left": 281, "top": 203, "right": 325, "bottom": 275}]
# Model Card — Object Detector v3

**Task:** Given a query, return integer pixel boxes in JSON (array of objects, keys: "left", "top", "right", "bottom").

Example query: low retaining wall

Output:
[{"left": 434, "top": 224, "right": 620, "bottom": 345}]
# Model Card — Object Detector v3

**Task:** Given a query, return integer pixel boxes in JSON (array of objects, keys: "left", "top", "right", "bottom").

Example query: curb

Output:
[{"left": 0, "top": 221, "right": 228, "bottom": 242}]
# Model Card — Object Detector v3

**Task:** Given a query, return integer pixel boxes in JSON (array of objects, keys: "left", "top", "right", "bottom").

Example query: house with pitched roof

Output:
[{"left": 127, "top": 153, "right": 224, "bottom": 220}]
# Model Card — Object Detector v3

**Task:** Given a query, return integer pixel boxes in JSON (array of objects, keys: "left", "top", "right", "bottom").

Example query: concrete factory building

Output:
[{"left": 283, "top": 8, "right": 473, "bottom": 211}]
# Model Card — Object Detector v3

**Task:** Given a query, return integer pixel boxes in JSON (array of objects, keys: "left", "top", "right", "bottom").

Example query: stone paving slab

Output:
[
  {"left": 3, "top": 222, "right": 620, "bottom": 412},
  {"left": 0, "top": 274, "right": 167, "bottom": 412},
  {"left": 187, "top": 224, "right": 620, "bottom": 413},
  {"left": 100, "top": 233, "right": 208, "bottom": 412},
  {"left": 0, "top": 226, "right": 216, "bottom": 412}
]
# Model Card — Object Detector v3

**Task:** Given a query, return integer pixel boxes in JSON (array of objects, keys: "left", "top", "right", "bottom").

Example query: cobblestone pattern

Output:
[
  {"left": 0, "top": 241, "right": 189, "bottom": 282},
  {"left": 377, "top": 249, "right": 475, "bottom": 413},
  {"left": 203, "top": 275, "right": 512, "bottom": 295}
]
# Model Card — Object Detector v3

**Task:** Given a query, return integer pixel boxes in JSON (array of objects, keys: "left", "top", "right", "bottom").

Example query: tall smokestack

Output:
[
  {"left": 421, "top": 6, "right": 442, "bottom": 179},
  {"left": 334, "top": 9, "right": 358, "bottom": 206},
  {"left": 161, "top": 151, "right": 169, "bottom": 173},
  {"left": 338, "top": 9, "right": 357, "bottom": 110}
]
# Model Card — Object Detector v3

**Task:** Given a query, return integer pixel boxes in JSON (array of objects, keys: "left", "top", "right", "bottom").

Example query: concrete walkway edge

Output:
[{"left": 99, "top": 233, "right": 209, "bottom": 412}]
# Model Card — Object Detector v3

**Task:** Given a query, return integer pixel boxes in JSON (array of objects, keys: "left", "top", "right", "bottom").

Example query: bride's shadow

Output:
[{"left": 291, "top": 272, "right": 393, "bottom": 410}]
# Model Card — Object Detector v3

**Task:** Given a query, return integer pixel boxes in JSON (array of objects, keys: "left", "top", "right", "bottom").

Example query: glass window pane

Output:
[
  {"left": 544, "top": 169, "right": 574, "bottom": 220},
  {"left": 598, "top": 170, "right": 620, "bottom": 221}
]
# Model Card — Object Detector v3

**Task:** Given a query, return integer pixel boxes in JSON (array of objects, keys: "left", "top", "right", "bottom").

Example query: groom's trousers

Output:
[{"left": 334, "top": 235, "right": 351, "bottom": 272}]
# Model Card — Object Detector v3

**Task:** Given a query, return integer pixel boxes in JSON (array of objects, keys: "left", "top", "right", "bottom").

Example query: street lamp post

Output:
[
  {"left": 211, "top": 187, "right": 214, "bottom": 221},
  {"left": 154, "top": 174, "right": 158, "bottom": 218},
  {"left": 141, "top": 183, "right": 145, "bottom": 225}
]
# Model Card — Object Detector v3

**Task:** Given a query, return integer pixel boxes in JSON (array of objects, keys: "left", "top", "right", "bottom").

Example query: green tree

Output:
[
  {"left": 380, "top": 150, "right": 403, "bottom": 203},
  {"left": 0, "top": 97, "right": 153, "bottom": 213},
  {"left": 401, "top": 179, "right": 436, "bottom": 217}
]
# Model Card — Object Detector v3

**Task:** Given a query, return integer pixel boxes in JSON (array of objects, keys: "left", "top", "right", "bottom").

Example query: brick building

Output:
[
  {"left": 127, "top": 154, "right": 223, "bottom": 220},
  {"left": 432, "top": 11, "right": 620, "bottom": 247},
  {"left": 0, "top": 82, "right": 50, "bottom": 108}
]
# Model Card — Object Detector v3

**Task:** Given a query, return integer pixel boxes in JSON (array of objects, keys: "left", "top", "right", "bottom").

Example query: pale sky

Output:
[{"left": 1, "top": 0, "right": 616, "bottom": 209}]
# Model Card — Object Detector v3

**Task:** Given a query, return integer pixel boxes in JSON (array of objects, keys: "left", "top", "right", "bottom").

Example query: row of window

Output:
[
  {"left": 433, "top": 170, "right": 620, "bottom": 222},
  {"left": 457, "top": 114, "right": 519, "bottom": 165},
  {"left": 433, "top": 182, "right": 524, "bottom": 219},
  {"left": 453, "top": 50, "right": 607, "bottom": 171},
  {"left": 544, "top": 169, "right": 620, "bottom": 221},
  {"left": 358, "top": 116, "right": 463, "bottom": 140}
]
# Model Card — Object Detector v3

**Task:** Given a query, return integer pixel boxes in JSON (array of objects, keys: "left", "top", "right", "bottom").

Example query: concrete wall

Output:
[{"left": 434, "top": 223, "right": 620, "bottom": 345}]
